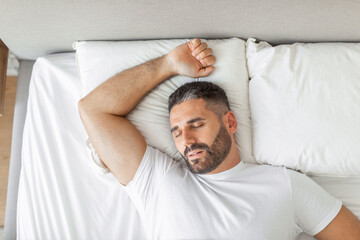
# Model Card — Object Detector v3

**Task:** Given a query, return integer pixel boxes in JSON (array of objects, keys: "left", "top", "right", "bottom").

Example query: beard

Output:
[{"left": 182, "top": 124, "right": 232, "bottom": 174}]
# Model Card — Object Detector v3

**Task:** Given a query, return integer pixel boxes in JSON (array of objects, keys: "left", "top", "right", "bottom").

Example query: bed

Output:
[
  {"left": 2, "top": 1, "right": 360, "bottom": 239},
  {"left": 11, "top": 48, "right": 360, "bottom": 240}
]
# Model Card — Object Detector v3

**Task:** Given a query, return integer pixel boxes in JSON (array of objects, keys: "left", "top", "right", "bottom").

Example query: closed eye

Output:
[
  {"left": 191, "top": 123, "right": 204, "bottom": 128},
  {"left": 173, "top": 123, "right": 204, "bottom": 138}
]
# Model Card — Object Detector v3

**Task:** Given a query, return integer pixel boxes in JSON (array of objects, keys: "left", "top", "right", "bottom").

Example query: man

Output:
[{"left": 78, "top": 39, "right": 360, "bottom": 239}]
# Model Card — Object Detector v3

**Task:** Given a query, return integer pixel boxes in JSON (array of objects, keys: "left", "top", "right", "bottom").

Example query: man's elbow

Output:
[
  {"left": 78, "top": 98, "right": 99, "bottom": 134},
  {"left": 78, "top": 97, "right": 96, "bottom": 121},
  {"left": 78, "top": 98, "right": 87, "bottom": 119}
]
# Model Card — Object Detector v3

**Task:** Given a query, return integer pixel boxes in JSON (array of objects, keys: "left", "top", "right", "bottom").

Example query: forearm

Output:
[{"left": 80, "top": 55, "right": 175, "bottom": 116}]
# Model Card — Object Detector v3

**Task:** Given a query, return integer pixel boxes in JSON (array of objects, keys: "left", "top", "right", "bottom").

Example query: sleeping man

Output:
[{"left": 78, "top": 39, "right": 360, "bottom": 239}]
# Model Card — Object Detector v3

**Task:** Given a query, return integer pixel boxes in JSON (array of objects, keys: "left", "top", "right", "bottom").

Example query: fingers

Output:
[
  {"left": 199, "top": 55, "right": 216, "bottom": 67},
  {"left": 192, "top": 42, "right": 208, "bottom": 58},
  {"left": 189, "top": 38, "right": 216, "bottom": 68},
  {"left": 196, "top": 48, "right": 212, "bottom": 60},
  {"left": 198, "top": 66, "right": 215, "bottom": 77},
  {"left": 190, "top": 38, "right": 201, "bottom": 50}
]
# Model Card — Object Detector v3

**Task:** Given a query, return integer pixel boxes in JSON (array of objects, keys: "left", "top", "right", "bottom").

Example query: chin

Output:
[{"left": 192, "top": 162, "right": 213, "bottom": 174}]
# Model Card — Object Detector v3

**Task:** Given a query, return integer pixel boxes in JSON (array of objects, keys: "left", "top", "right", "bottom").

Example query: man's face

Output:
[{"left": 170, "top": 98, "right": 232, "bottom": 174}]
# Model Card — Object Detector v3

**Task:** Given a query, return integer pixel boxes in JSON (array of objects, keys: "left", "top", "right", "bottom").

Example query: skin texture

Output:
[
  {"left": 181, "top": 124, "right": 231, "bottom": 174},
  {"left": 170, "top": 98, "right": 239, "bottom": 175},
  {"left": 78, "top": 38, "right": 360, "bottom": 239}
]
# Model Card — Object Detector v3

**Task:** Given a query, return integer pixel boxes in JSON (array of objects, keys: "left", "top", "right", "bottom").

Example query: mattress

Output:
[{"left": 16, "top": 53, "right": 360, "bottom": 239}]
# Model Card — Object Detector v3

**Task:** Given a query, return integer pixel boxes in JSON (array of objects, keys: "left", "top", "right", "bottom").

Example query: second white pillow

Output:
[{"left": 246, "top": 38, "right": 360, "bottom": 176}]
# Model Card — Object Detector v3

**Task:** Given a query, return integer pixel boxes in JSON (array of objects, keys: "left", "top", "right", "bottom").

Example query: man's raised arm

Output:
[{"left": 78, "top": 39, "right": 216, "bottom": 185}]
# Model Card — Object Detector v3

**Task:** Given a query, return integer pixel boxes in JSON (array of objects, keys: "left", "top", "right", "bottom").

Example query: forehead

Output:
[{"left": 170, "top": 98, "right": 216, "bottom": 125}]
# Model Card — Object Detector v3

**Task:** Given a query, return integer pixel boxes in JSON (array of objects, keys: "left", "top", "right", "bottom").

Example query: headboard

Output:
[{"left": 1, "top": 0, "right": 360, "bottom": 60}]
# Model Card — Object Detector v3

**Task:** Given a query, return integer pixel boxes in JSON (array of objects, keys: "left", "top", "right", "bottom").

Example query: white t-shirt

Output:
[{"left": 123, "top": 146, "right": 342, "bottom": 240}]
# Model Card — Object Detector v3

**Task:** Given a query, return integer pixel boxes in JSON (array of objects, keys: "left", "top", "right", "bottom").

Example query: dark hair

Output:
[{"left": 168, "top": 81, "right": 230, "bottom": 118}]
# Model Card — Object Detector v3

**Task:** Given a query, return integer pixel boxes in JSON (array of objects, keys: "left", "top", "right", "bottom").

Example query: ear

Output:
[{"left": 223, "top": 111, "right": 237, "bottom": 134}]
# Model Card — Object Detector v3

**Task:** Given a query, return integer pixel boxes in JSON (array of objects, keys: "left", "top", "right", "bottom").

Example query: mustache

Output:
[{"left": 184, "top": 143, "right": 211, "bottom": 158}]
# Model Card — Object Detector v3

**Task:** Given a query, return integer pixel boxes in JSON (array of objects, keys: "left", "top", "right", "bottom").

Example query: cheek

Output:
[{"left": 198, "top": 126, "right": 213, "bottom": 138}]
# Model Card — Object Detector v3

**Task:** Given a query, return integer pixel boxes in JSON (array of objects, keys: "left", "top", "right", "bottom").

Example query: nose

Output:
[{"left": 182, "top": 128, "right": 196, "bottom": 148}]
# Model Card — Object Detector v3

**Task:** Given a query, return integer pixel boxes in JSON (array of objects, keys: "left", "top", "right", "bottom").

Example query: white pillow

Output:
[
  {"left": 74, "top": 38, "right": 255, "bottom": 164},
  {"left": 246, "top": 38, "right": 360, "bottom": 177}
]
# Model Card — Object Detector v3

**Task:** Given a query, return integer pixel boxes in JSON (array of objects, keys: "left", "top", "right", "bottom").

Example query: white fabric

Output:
[
  {"left": 309, "top": 175, "right": 360, "bottom": 219},
  {"left": 17, "top": 53, "right": 146, "bottom": 239},
  {"left": 73, "top": 38, "right": 255, "bottom": 164},
  {"left": 246, "top": 38, "right": 360, "bottom": 176},
  {"left": 123, "top": 145, "right": 342, "bottom": 239},
  {"left": 86, "top": 138, "right": 109, "bottom": 174}
]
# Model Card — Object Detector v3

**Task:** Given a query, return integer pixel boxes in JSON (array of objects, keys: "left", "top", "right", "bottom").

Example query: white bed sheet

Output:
[
  {"left": 16, "top": 53, "right": 360, "bottom": 240},
  {"left": 17, "top": 53, "right": 146, "bottom": 239}
]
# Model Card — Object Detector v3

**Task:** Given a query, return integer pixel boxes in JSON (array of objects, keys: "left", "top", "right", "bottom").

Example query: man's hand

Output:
[{"left": 166, "top": 38, "right": 216, "bottom": 78}]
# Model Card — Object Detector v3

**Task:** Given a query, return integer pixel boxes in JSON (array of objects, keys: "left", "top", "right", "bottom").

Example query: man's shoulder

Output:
[
  {"left": 283, "top": 167, "right": 315, "bottom": 188},
  {"left": 145, "top": 145, "right": 174, "bottom": 160},
  {"left": 238, "top": 162, "right": 292, "bottom": 186},
  {"left": 143, "top": 145, "right": 185, "bottom": 171},
  {"left": 243, "top": 161, "right": 287, "bottom": 174},
  {"left": 146, "top": 145, "right": 184, "bottom": 163}
]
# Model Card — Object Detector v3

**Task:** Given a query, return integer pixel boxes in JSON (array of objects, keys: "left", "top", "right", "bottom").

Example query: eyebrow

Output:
[{"left": 170, "top": 117, "right": 206, "bottom": 133}]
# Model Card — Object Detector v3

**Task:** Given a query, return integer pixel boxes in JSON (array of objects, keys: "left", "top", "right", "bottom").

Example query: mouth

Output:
[{"left": 188, "top": 150, "right": 204, "bottom": 159}]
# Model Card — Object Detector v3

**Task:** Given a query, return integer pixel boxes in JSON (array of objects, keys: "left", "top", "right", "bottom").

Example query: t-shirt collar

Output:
[{"left": 197, "top": 160, "right": 247, "bottom": 180}]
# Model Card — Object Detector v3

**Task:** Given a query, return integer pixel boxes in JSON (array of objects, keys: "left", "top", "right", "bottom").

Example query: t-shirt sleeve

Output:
[
  {"left": 122, "top": 145, "right": 176, "bottom": 217},
  {"left": 286, "top": 169, "right": 343, "bottom": 236}
]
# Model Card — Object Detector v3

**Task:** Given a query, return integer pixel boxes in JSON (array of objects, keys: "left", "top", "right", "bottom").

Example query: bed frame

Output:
[{"left": 1, "top": 0, "right": 360, "bottom": 239}]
